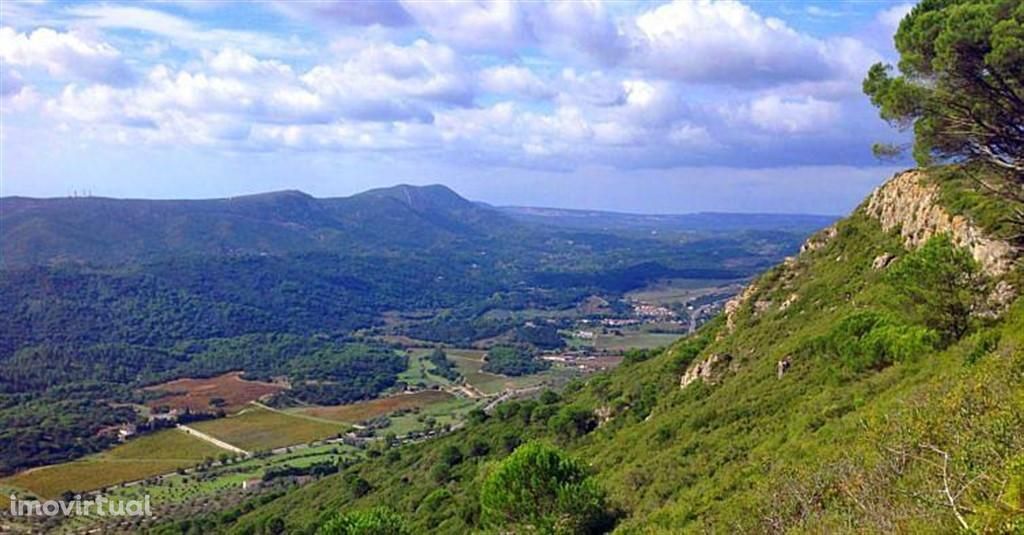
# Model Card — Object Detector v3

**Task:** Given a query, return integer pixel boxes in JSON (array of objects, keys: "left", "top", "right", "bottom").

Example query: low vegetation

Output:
[
  {"left": 1, "top": 429, "right": 224, "bottom": 499},
  {"left": 189, "top": 407, "right": 344, "bottom": 452},
  {"left": 296, "top": 391, "right": 454, "bottom": 424},
  {"left": 482, "top": 346, "right": 550, "bottom": 376},
  {"left": 216, "top": 179, "right": 1024, "bottom": 533}
]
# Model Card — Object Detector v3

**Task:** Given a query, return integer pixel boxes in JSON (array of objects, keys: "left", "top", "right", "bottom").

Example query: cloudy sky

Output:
[{"left": 0, "top": 0, "right": 915, "bottom": 214}]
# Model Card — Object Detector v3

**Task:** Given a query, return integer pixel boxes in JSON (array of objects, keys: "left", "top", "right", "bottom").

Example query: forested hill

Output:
[
  {"left": 219, "top": 166, "right": 1024, "bottom": 533},
  {"left": 0, "top": 185, "right": 512, "bottom": 268},
  {"left": 1, "top": 184, "right": 832, "bottom": 268}
]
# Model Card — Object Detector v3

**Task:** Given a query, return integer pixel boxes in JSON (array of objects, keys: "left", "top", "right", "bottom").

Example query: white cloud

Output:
[
  {"left": 301, "top": 39, "right": 472, "bottom": 121},
  {"left": 64, "top": 5, "right": 311, "bottom": 56},
  {"left": 40, "top": 38, "right": 479, "bottom": 150},
  {"left": 399, "top": 0, "right": 530, "bottom": 53},
  {"left": 399, "top": 0, "right": 625, "bottom": 62},
  {"left": 2, "top": 1, "right": 897, "bottom": 171},
  {"left": 744, "top": 94, "right": 840, "bottom": 133},
  {"left": 1, "top": 68, "right": 25, "bottom": 97},
  {"left": 876, "top": 3, "right": 914, "bottom": 32},
  {"left": 0, "top": 27, "right": 132, "bottom": 84},
  {"left": 478, "top": 65, "right": 552, "bottom": 99},
  {"left": 203, "top": 48, "right": 293, "bottom": 78},
  {"left": 631, "top": 0, "right": 830, "bottom": 86}
]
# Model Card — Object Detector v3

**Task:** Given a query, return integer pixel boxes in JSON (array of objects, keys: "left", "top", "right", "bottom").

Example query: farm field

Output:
[
  {"left": 143, "top": 372, "right": 286, "bottom": 413},
  {"left": 296, "top": 390, "right": 454, "bottom": 423},
  {"left": 14, "top": 443, "right": 362, "bottom": 533},
  {"left": 189, "top": 406, "right": 345, "bottom": 452},
  {"left": 446, "top": 350, "right": 572, "bottom": 395},
  {"left": 0, "top": 429, "right": 225, "bottom": 499},
  {"left": 568, "top": 330, "right": 683, "bottom": 351},
  {"left": 445, "top": 350, "right": 508, "bottom": 395},
  {"left": 397, "top": 349, "right": 454, "bottom": 389},
  {"left": 624, "top": 277, "right": 746, "bottom": 305}
]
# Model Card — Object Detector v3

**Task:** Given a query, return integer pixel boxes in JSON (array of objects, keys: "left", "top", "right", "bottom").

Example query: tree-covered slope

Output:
[
  {"left": 0, "top": 186, "right": 511, "bottom": 268},
  {"left": 212, "top": 167, "right": 1023, "bottom": 534}
]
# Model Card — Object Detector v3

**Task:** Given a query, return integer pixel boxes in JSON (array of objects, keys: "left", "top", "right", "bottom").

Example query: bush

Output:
[
  {"left": 886, "top": 234, "right": 983, "bottom": 344},
  {"left": 966, "top": 329, "right": 1001, "bottom": 365},
  {"left": 549, "top": 406, "right": 598, "bottom": 441},
  {"left": 440, "top": 444, "right": 464, "bottom": 466},
  {"left": 806, "top": 311, "right": 939, "bottom": 373},
  {"left": 316, "top": 507, "right": 409, "bottom": 535},
  {"left": 343, "top": 473, "right": 371, "bottom": 498},
  {"left": 480, "top": 442, "right": 611, "bottom": 534}
]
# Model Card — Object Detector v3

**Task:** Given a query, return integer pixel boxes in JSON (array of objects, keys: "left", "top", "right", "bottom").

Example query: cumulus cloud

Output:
[
  {"left": 0, "top": 27, "right": 133, "bottom": 85},
  {"left": 876, "top": 3, "right": 914, "bottom": 32},
  {"left": 400, "top": 0, "right": 530, "bottom": 53},
  {"left": 203, "top": 48, "right": 293, "bottom": 78},
  {"left": 399, "top": 0, "right": 626, "bottom": 62},
  {"left": 2, "top": 0, "right": 897, "bottom": 171},
  {"left": 302, "top": 39, "right": 472, "bottom": 121},
  {"left": 743, "top": 94, "right": 841, "bottom": 134},
  {"left": 630, "top": 0, "right": 832, "bottom": 86},
  {"left": 40, "top": 38, "right": 479, "bottom": 151},
  {"left": 478, "top": 65, "right": 552, "bottom": 99},
  {"left": 1, "top": 68, "right": 25, "bottom": 97}
]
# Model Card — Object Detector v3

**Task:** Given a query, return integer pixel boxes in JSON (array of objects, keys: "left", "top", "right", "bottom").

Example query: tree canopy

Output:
[
  {"left": 480, "top": 442, "right": 611, "bottom": 534},
  {"left": 863, "top": 0, "right": 1024, "bottom": 177},
  {"left": 316, "top": 507, "right": 409, "bottom": 535}
]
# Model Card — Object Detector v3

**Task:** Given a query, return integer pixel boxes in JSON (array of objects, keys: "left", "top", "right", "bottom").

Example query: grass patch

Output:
[
  {"left": 928, "top": 164, "right": 1023, "bottom": 240},
  {"left": 190, "top": 406, "right": 345, "bottom": 451},
  {"left": 0, "top": 429, "right": 224, "bottom": 498},
  {"left": 296, "top": 390, "right": 455, "bottom": 423}
]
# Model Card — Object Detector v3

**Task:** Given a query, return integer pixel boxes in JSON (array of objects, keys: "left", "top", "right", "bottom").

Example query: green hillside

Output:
[{"left": 207, "top": 167, "right": 1023, "bottom": 534}]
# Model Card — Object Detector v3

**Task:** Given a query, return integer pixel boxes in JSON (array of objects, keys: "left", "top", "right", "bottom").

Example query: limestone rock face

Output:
[
  {"left": 723, "top": 284, "right": 758, "bottom": 333},
  {"left": 680, "top": 353, "right": 733, "bottom": 388},
  {"left": 800, "top": 225, "right": 838, "bottom": 254},
  {"left": 872, "top": 253, "right": 896, "bottom": 270},
  {"left": 864, "top": 170, "right": 1017, "bottom": 277}
]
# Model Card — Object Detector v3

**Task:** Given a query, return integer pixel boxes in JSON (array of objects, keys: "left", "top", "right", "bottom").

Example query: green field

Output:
[
  {"left": 297, "top": 390, "right": 455, "bottom": 423},
  {"left": 582, "top": 331, "right": 684, "bottom": 351},
  {"left": 380, "top": 395, "right": 479, "bottom": 435},
  {"left": 624, "top": 277, "right": 746, "bottom": 305},
  {"left": 445, "top": 350, "right": 509, "bottom": 394},
  {"left": 190, "top": 406, "right": 346, "bottom": 452},
  {"left": 397, "top": 349, "right": 455, "bottom": 389},
  {"left": 110, "top": 443, "right": 355, "bottom": 506},
  {"left": 0, "top": 429, "right": 225, "bottom": 499},
  {"left": 447, "top": 349, "right": 579, "bottom": 395}
]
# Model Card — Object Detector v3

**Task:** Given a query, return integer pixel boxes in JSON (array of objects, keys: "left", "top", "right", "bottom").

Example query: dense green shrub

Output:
[
  {"left": 805, "top": 311, "right": 938, "bottom": 372},
  {"left": 480, "top": 442, "right": 611, "bottom": 534},
  {"left": 316, "top": 507, "right": 409, "bottom": 535},
  {"left": 886, "top": 234, "right": 983, "bottom": 343}
]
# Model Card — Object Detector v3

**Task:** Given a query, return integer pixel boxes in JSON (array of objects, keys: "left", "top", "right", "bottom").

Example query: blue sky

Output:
[{"left": 0, "top": 0, "right": 916, "bottom": 214}]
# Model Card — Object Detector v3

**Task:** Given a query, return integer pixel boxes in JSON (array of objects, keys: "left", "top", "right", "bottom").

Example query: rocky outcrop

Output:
[
  {"left": 724, "top": 284, "right": 758, "bottom": 333},
  {"left": 865, "top": 170, "right": 1018, "bottom": 277},
  {"left": 680, "top": 353, "right": 733, "bottom": 388},
  {"left": 872, "top": 253, "right": 896, "bottom": 270},
  {"left": 800, "top": 224, "right": 838, "bottom": 254}
]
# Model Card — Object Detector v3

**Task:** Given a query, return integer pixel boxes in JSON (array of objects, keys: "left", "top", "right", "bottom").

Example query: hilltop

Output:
[
  {"left": 218, "top": 166, "right": 1023, "bottom": 533},
  {"left": 0, "top": 184, "right": 832, "bottom": 268},
  {"left": 0, "top": 185, "right": 507, "bottom": 268}
]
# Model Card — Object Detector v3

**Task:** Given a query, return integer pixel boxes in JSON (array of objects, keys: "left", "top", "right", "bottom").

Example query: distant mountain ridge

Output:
[
  {"left": 1, "top": 184, "right": 833, "bottom": 268},
  {"left": 0, "top": 184, "right": 508, "bottom": 268},
  {"left": 498, "top": 205, "right": 838, "bottom": 232}
]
